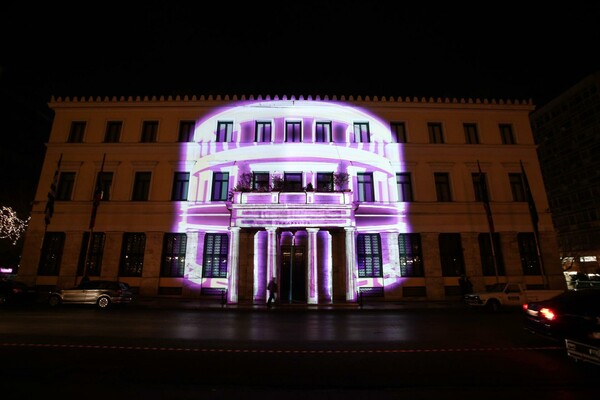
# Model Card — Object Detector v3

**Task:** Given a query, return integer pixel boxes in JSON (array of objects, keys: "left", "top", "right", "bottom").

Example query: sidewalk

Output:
[{"left": 132, "top": 296, "right": 467, "bottom": 312}]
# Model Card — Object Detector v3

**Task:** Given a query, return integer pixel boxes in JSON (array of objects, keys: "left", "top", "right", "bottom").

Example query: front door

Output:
[{"left": 280, "top": 245, "right": 306, "bottom": 303}]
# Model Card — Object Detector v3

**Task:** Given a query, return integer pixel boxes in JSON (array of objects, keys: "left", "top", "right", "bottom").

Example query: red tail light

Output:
[
  {"left": 523, "top": 303, "right": 529, "bottom": 311},
  {"left": 540, "top": 307, "right": 556, "bottom": 321}
]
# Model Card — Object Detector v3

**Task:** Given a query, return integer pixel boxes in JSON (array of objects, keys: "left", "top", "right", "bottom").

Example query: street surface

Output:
[{"left": 0, "top": 304, "right": 596, "bottom": 399}]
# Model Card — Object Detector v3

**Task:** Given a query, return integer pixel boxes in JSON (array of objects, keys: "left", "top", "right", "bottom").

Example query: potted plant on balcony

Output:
[
  {"left": 334, "top": 172, "right": 349, "bottom": 191},
  {"left": 304, "top": 182, "right": 314, "bottom": 192},
  {"left": 271, "top": 175, "right": 284, "bottom": 191},
  {"left": 233, "top": 172, "right": 252, "bottom": 192}
]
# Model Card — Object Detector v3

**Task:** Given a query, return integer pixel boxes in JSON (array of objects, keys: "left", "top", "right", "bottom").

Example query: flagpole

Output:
[
  {"left": 82, "top": 153, "right": 106, "bottom": 283},
  {"left": 477, "top": 160, "right": 499, "bottom": 283},
  {"left": 42, "top": 153, "right": 62, "bottom": 250},
  {"left": 520, "top": 160, "right": 547, "bottom": 288}
]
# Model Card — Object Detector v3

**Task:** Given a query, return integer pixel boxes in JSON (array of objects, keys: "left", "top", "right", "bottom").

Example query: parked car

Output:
[
  {"left": 0, "top": 278, "right": 38, "bottom": 306},
  {"left": 48, "top": 280, "right": 133, "bottom": 309},
  {"left": 523, "top": 289, "right": 600, "bottom": 342}
]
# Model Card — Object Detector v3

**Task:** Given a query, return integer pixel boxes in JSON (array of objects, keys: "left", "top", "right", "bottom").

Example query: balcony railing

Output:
[{"left": 231, "top": 191, "right": 353, "bottom": 205}]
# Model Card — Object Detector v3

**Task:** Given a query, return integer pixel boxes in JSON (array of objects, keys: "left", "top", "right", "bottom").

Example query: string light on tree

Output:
[{"left": 0, "top": 206, "right": 30, "bottom": 245}]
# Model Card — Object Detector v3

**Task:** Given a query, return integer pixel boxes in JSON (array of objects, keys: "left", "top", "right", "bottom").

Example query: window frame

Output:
[
  {"left": 357, "top": 172, "right": 375, "bottom": 202},
  {"left": 518, "top": 232, "right": 541, "bottom": 275},
  {"left": 56, "top": 172, "right": 76, "bottom": 201},
  {"left": 37, "top": 232, "right": 65, "bottom": 276},
  {"left": 283, "top": 172, "right": 303, "bottom": 192},
  {"left": 161, "top": 233, "right": 187, "bottom": 277},
  {"left": 77, "top": 232, "right": 105, "bottom": 277},
  {"left": 68, "top": 121, "right": 86, "bottom": 143},
  {"left": 119, "top": 232, "right": 146, "bottom": 277},
  {"left": 353, "top": 122, "right": 370, "bottom": 143},
  {"left": 255, "top": 121, "right": 272, "bottom": 143},
  {"left": 478, "top": 233, "right": 505, "bottom": 276},
  {"left": 428, "top": 123, "right": 444, "bottom": 144},
  {"left": 463, "top": 123, "right": 479, "bottom": 144},
  {"left": 216, "top": 121, "right": 233, "bottom": 142},
  {"left": 396, "top": 172, "right": 413, "bottom": 202},
  {"left": 141, "top": 121, "right": 158, "bottom": 143},
  {"left": 211, "top": 172, "right": 230, "bottom": 201},
  {"left": 398, "top": 233, "right": 424, "bottom": 277},
  {"left": 178, "top": 120, "right": 195, "bottom": 142},
  {"left": 509, "top": 173, "right": 526, "bottom": 202},
  {"left": 285, "top": 121, "right": 302, "bottom": 142},
  {"left": 434, "top": 172, "right": 452, "bottom": 202},
  {"left": 316, "top": 172, "right": 334, "bottom": 192},
  {"left": 253, "top": 172, "right": 270, "bottom": 191},
  {"left": 202, "top": 233, "right": 229, "bottom": 278},
  {"left": 132, "top": 171, "right": 152, "bottom": 201},
  {"left": 105, "top": 121, "right": 122, "bottom": 143},
  {"left": 171, "top": 172, "right": 190, "bottom": 201},
  {"left": 439, "top": 233, "right": 465, "bottom": 277},
  {"left": 499, "top": 123, "right": 515, "bottom": 144},
  {"left": 357, "top": 233, "right": 383, "bottom": 278},
  {"left": 315, "top": 121, "right": 332, "bottom": 143},
  {"left": 390, "top": 122, "right": 407, "bottom": 143}
]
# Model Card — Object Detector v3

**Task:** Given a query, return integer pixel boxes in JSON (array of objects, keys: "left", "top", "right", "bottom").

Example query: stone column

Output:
[
  {"left": 227, "top": 227, "right": 241, "bottom": 303},
  {"left": 306, "top": 228, "right": 320, "bottom": 304},
  {"left": 344, "top": 227, "right": 357, "bottom": 302},
  {"left": 266, "top": 226, "right": 278, "bottom": 291}
]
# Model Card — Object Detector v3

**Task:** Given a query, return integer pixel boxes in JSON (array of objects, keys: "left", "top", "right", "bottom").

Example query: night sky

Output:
[{"left": 1, "top": 1, "right": 599, "bottom": 217}]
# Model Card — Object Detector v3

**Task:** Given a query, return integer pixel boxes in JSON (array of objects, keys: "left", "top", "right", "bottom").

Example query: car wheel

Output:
[
  {"left": 48, "top": 295, "right": 61, "bottom": 307},
  {"left": 97, "top": 297, "right": 111, "bottom": 309},
  {"left": 486, "top": 299, "right": 500, "bottom": 312}
]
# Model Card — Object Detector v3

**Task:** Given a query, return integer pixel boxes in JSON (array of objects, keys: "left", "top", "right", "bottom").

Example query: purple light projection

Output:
[{"left": 176, "top": 99, "right": 408, "bottom": 303}]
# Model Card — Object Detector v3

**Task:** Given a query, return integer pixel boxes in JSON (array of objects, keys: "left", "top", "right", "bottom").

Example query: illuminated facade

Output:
[{"left": 19, "top": 94, "right": 566, "bottom": 305}]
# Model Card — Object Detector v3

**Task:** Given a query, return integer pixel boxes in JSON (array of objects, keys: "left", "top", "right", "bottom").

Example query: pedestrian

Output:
[
  {"left": 459, "top": 274, "right": 473, "bottom": 296},
  {"left": 267, "top": 278, "right": 278, "bottom": 308}
]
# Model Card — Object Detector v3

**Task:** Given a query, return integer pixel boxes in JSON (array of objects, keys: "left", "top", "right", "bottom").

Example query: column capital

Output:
[
  {"left": 344, "top": 226, "right": 356, "bottom": 233},
  {"left": 306, "top": 228, "right": 320, "bottom": 234},
  {"left": 265, "top": 226, "right": 278, "bottom": 233},
  {"left": 228, "top": 226, "right": 241, "bottom": 232}
]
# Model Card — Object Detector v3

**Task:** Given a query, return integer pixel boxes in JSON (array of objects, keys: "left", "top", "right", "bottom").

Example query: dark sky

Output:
[{"left": 1, "top": 1, "right": 600, "bottom": 215}]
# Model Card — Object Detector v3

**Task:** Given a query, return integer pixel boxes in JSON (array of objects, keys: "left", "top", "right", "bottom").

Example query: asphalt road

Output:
[{"left": 0, "top": 305, "right": 597, "bottom": 399}]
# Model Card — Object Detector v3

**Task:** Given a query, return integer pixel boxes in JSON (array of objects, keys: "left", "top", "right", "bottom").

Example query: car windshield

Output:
[{"left": 485, "top": 283, "right": 507, "bottom": 293}]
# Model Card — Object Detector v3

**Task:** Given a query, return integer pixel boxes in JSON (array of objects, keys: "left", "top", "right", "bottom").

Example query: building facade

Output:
[
  {"left": 19, "top": 94, "right": 565, "bottom": 305},
  {"left": 530, "top": 71, "right": 600, "bottom": 277}
]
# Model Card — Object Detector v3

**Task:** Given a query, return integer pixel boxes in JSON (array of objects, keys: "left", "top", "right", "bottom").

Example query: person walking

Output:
[{"left": 267, "top": 278, "right": 278, "bottom": 308}]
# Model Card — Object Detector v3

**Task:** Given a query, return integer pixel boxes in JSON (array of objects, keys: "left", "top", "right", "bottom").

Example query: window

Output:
[
  {"left": 315, "top": 122, "right": 332, "bottom": 142},
  {"left": 518, "top": 232, "right": 541, "bottom": 275},
  {"left": 171, "top": 172, "right": 190, "bottom": 201},
  {"left": 119, "top": 233, "right": 146, "bottom": 277},
  {"left": 211, "top": 172, "right": 229, "bottom": 201},
  {"left": 202, "top": 233, "right": 229, "bottom": 278},
  {"left": 161, "top": 233, "right": 187, "bottom": 277},
  {"left": 178, "top": 120, "right": 195, "bottom": 142},
  {"left": 38, "top": 232, "right": 65, "bottom": 275},
  {"left": 96, "top": 172, "right": 113, "bottom": 201},
  {"left": 132, "top": 172, "right": 151, "bottom": 201},
  {"left": 390, "top": 122, "right": 407, "bottom": 143},
  {"left": 398, "top": 233, "right": 424, "bottom": 277},
  {"left": 255, "top": 121, "right": 272, "bottom": 142},
  {"left": 464, "top": 123, "right": 479, "bottom": 144},
  {"left": 428, "top": 123, "right": 444, "bottom": 143},
  {"left": 509, "top": 173, "right": 526, "bottom": 201},
  {"left": 253, "top": 172, "right": 270, "bottom": 191},
  {"left": 216, "top": 121, "right": 233, "bottom": 142},
  {"left": 439, "top": 233, "right": 465, "bottom": 276},
  {"left": 316, "top": 172, "right": 334, "bottom": 192},
  {"left": 357, "top": 172, "right": 374, "bottom": 201},
  {"left": 77, "top": 232, "right": 105, "bottom": 276},
  {"left": 284, "top": 172, "right": 303, "bottom": 192},
  {"left": 396, "top": 172, "right": 413, "bottom": 202},
  {"left": 68, "top": 121, "right": 86, "bottom": 143},
  {"left": 434, "top": 173, "right": 452, "bottom": 202},
  {"left": 478, "top": 233, "right": 505, "bottom": 276},
  {"left": 56, "top": 172, "right": 75, "bottom": 201},
  {"left": 141, "top": 121, "right": 158, "bottom": 142},
  {"left": 472, "top": 172, "right": 489, "bottom": 202},
  {"left": 499, "top": 124, "right": 515, "bottom": 144},
  {"left": 354, "top": 122, "right": 370, "bottom": 143},
  {"left": 357, "top": 234, "right": 382, "bottom": 277},
  {"left": 105, "top": 121, "right": 122, "bottom": 143},
  {"left": 286, "top": 121, "right": 302, "bottom": 142}
]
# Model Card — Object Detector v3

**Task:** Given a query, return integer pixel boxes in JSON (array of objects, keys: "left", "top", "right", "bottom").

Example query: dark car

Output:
[
  {"left": 0, "top": 278, "right": 38, "bottom": 306},
  {"left": 48, "top": 280, "right": 133, "bottom": 309},
  {"left": 523, "top": 289, "right": 600, "bottom": 342}
]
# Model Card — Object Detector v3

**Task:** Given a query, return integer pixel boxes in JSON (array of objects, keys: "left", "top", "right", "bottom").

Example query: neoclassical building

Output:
[{"left": 18, "top": 94, "right": 565, "bottom": 305}]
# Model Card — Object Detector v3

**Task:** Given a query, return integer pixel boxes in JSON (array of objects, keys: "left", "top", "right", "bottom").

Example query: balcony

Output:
[{"left": 230, "top": 190, "right": 353, "bottom": 205}]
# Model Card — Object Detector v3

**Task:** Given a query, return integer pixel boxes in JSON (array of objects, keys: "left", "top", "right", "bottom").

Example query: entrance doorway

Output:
[{"left": 280, "top": 245, "right": 306, "bottom": 303}]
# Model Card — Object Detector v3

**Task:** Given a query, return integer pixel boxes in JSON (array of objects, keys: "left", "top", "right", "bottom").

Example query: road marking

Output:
[{"left": 0, "top": 343, "right": 563, "bottom": 353}]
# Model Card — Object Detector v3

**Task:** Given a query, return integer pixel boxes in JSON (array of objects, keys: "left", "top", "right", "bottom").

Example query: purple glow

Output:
[{"left": 176, "top": 100, "right": 408, "bottom": 304}]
